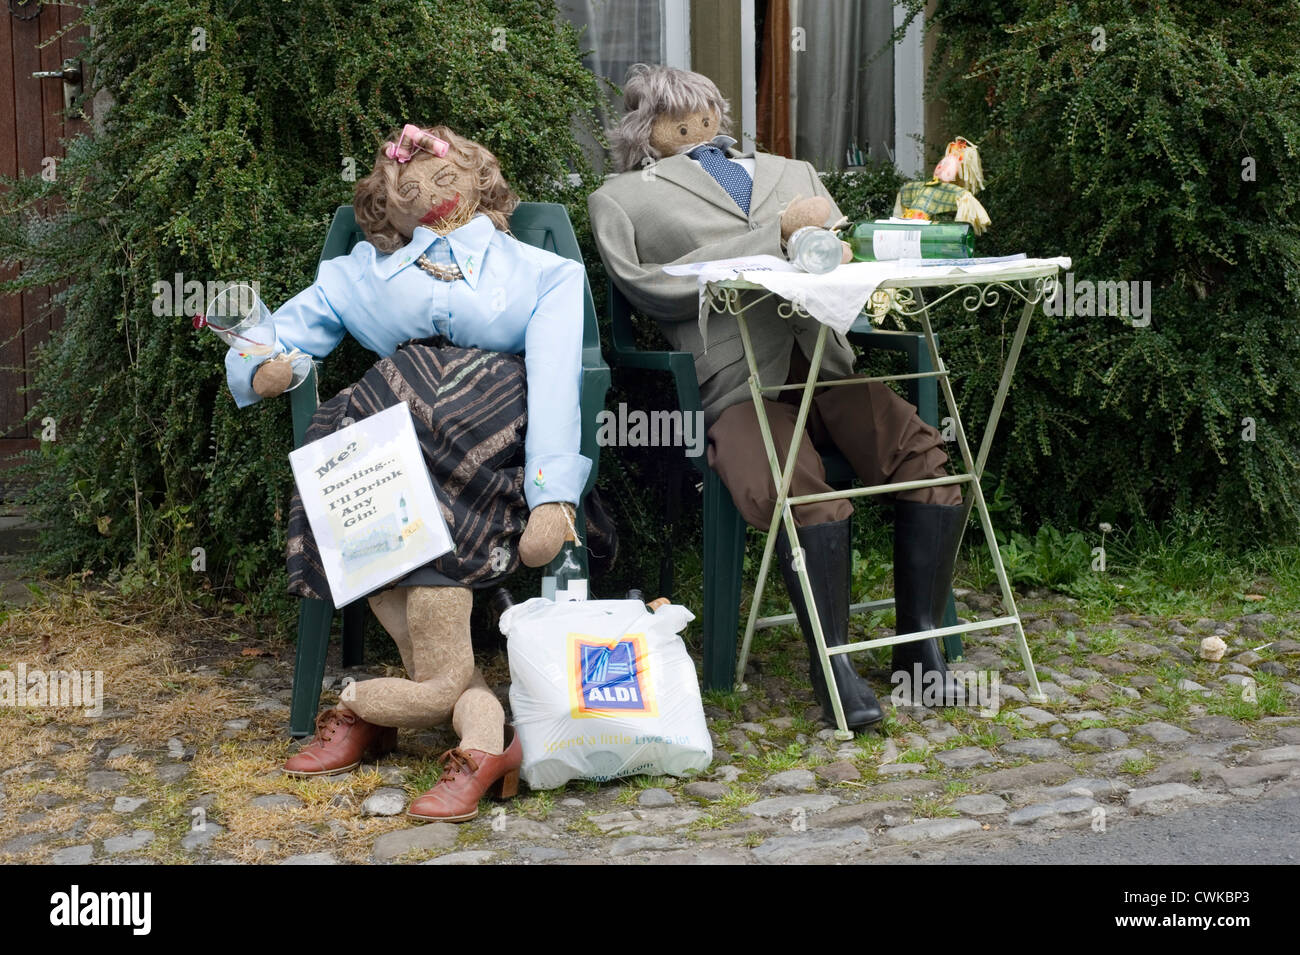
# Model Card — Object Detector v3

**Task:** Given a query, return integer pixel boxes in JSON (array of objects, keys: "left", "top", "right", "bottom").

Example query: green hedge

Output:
[
  {"left": 10, "top": 0, "right": 1295, "bottom": 618},
  {"left": 914, "top": 0, "right": 1300, "bottom": 540},
  {"left": 2, "top": 0, "right": 606, "bottom": 616}
]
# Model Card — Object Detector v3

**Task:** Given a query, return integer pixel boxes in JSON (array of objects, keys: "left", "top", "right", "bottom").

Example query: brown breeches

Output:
[{"left": 706, "top": 351, "right": 961, "bottom": 528}]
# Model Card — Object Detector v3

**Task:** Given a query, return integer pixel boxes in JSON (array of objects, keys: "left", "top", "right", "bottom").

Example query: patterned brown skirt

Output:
[{"left": 286, "top": 337, "right": 529, "bottom": 603}]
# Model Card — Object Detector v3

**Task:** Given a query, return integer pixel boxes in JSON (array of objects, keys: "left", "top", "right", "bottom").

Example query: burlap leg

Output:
[
  {"left": 366, "top": 587, "right": 414, "bottom": 675},
  {"left": 814, "top": 381, "right": 962, "bottom": 505},
  {"left": 451, "top": 669, "right": 505, "bottom": 756},
  {"left": 342, "top": 585, "right": 475, "bottom": 729},
  {"left": 707, "top": 398, "right": 852, "bottom": 528}
]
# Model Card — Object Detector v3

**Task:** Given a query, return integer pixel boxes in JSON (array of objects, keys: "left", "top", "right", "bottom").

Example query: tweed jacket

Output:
[{"left": 588, "top": 148, "right": 856, "bottom": 426}]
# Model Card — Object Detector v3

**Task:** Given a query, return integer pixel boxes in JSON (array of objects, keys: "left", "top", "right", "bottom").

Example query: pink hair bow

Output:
[{"left": 385, "top": 124, "right": 450, "bottom": 163}]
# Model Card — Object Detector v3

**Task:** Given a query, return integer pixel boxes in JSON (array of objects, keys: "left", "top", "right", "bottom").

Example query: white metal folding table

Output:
[{"left": 705, "top": 260, "right": 1067, "bottom": 739}]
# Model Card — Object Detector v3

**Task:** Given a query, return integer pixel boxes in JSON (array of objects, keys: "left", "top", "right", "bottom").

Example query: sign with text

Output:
[{"left": 288, "top": 403, "right": 452, "bottom": 606}]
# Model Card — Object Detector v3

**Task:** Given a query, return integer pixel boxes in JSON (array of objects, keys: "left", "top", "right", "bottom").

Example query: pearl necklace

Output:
[{"left": 416, "top": 254, "right": 463, "bottom": 282}]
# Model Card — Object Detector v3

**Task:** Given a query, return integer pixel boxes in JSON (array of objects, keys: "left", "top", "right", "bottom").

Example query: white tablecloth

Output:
[{"left": 665, "top": 254, "right": 1072, "bottom": 347}]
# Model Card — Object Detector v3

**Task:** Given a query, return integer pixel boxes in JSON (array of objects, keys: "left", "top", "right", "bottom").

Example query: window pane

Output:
[
  {"left": 557, "top": 0, "right": 664, "bottom": 88},
  {"left": 788, "top": 0, "right": 894, "bottom": 170},
  {"left": 557, "top": 0, "right": 665, "bottom": 174}
]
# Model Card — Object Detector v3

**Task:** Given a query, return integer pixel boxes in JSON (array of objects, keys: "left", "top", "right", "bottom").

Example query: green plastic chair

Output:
[
  {"left": 287, "top": 203, "right": 611, "bottom": 737},
  {"left": 607, "top": 281, "right": 960, "bottom": 692}
]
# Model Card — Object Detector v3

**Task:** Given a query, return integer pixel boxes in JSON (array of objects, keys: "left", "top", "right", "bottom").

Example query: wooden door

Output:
[{"left": 0, "top": 2, "right": 89, "bottom": 488}]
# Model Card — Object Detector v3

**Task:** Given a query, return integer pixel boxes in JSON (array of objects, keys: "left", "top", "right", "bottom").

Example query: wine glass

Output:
[{"left": 201, "top": 283, "right": 313, "bottom": 391}]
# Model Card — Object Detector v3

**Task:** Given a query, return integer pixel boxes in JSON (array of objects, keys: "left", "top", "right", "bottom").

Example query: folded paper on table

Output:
[
  {"left": 288, "top": 402, "right": 453, "bottom": 607},
  {"left": 662, "top": 254, "right": 795, "bottom": 279},
  {"left": 671, "top": 255, "right": 1072, "bottom": 348}
]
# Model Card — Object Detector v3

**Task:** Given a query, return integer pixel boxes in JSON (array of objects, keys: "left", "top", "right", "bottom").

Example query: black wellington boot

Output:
[
  {"left": 777, "top": 519, "right": 883, "bottom": 729},
  {"left": 891, "top": 500, "right": 967, "bottom": 707}
]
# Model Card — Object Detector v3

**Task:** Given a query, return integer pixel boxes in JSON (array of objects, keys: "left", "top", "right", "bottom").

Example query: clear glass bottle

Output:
[
  {"left": 786, "top": 226, "right": 845, "bottom": 274},
  {"left": 541, "top": 538, "right": 587, "bottom": 602}
]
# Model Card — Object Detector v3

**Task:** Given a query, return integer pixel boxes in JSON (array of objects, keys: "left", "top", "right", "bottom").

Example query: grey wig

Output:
[{"left": 608, "top": 64, "right": 733, "bottom": 173}]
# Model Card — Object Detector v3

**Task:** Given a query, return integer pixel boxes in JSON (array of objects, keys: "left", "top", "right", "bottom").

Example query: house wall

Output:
[{"left": 690, "top": 0, "right": 744, "bottom": 139}]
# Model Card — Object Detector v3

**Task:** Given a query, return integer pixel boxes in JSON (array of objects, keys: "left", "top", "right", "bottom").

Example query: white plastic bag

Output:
[{"left": 502, "top": 597, "right": 713, "bottom": 790}]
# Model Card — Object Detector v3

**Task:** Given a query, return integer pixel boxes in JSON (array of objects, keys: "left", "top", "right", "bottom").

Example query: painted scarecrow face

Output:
[
  {"left": 649, "top": 109, "right": 722, "bottom": 158},
  {"left": 387, "top": 153, "right": 478, "bottom": 239}
]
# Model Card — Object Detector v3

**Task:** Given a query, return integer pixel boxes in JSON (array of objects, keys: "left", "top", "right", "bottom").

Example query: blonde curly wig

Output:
[{"left": 353, "top": 125, "right": 519, "bottom": 253}]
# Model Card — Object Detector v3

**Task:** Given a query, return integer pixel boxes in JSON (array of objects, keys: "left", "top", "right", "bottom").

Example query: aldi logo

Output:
[{"left": 568, "top": 633, "right": 657, "bottom": 719}]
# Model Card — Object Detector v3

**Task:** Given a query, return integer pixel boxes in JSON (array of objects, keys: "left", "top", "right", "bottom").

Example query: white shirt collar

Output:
[{"left": 679, "top": 134, "right": 752, "bottom": 158}]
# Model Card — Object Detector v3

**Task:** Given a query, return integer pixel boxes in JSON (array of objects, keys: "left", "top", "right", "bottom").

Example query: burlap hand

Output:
[
  {"left": 780, "top": 195, "right": 834, "bottom": 241},
  {"left": 252, "top": 355, "right": 294, "bottom": 398},
  {"left": 518, "top": 501, "right": 574, "bottom": 567}
]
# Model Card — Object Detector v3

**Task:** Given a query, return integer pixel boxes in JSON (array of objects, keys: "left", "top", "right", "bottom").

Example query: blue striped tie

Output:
[{"left": 689, "top": 144, "right": 752, "bottom": 215}]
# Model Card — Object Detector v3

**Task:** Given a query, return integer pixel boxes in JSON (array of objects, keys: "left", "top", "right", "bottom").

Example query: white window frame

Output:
[
  {"left": 893, "top": 3, "right": 926, "bottom": 177},
  {"left": 739, "top": 0, "right": 757, "bottom": 154},
  {"left": 662, "top": 0, "right": 691, "bottom": 69}
]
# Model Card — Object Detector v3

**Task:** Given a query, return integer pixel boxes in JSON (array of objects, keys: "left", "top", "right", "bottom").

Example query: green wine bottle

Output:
[{"left": 850, "top": 221, "right": 975, "bottom": 262}]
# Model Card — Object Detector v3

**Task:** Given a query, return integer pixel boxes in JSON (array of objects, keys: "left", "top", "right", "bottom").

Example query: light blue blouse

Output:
[{"left": 225, "top": 213, "right": 591, "bottom": 510}]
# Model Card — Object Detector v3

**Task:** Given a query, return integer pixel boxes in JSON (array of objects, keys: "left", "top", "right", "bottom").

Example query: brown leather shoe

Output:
[
  {"left": 407, "top": 725, "right": 522, "bottom": 823},
  {"left": 284, "top": 707, "right": 397, "bottom": 778}
]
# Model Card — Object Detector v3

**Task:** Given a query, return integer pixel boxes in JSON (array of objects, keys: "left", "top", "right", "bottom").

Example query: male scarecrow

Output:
[{"left": 588, "top": 65, "right": 966, "bottom": 728}]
